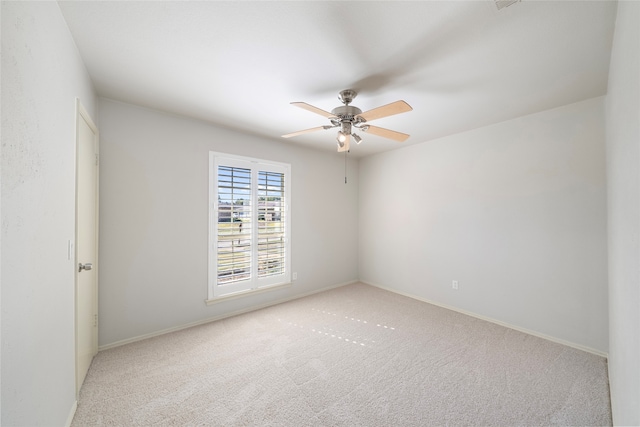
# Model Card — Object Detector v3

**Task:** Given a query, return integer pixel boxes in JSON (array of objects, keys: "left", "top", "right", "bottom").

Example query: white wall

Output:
[
  {"left": 359, "top": 97, "right": 608, "bottom": 354},
  {"left": 605, "top": 1, "right": 640, "bottom": 424},
  {"left": 1, "top": 2, "right": 97, "bottom": 426},
  {"left": 97, "top": 99, "right": 359, "bottom": 347}
]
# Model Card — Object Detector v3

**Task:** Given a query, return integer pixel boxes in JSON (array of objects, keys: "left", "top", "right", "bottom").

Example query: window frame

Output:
[{"left": 207, "top": 152, "right": 291, "bottom": 302}]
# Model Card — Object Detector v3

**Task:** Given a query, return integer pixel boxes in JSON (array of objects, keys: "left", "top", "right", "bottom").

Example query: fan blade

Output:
[
  {"left": 358, "top": 100, "right": 412, "bottom": 122},
  {"left": 282, "top": 126, "right": 327, "bottom": 138},
  {"left": 362, "top": 125, "right": 410, "bottom": 142},
  {"left": 291, "top": 102, "right": 335, "bottom": 118}
]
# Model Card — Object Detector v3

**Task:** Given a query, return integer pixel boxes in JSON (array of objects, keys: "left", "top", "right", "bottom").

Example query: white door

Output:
[{"left": 75, "top": 100, "right": 99, "bottom": 393}]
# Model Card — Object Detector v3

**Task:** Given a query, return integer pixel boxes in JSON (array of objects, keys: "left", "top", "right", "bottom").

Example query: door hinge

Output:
[
  {"left": 95, "top": 154, "right": 99, "bottom": 166},
  {"left": 94, "top": 313, "right": 98, "bottom": 327}
]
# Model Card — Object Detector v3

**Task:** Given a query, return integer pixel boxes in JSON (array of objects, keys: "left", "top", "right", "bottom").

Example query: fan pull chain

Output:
[{"left": 344, "top": 150, "right": 348, "bottom": 184}]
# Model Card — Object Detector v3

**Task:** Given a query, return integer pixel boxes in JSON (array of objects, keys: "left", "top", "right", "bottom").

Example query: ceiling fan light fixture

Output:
[
  {"left": 352, "top": 133, "right": 362, "bottom": 144},
  {"left": 337, "top": 130, "right": 347, "bottom": 144}
]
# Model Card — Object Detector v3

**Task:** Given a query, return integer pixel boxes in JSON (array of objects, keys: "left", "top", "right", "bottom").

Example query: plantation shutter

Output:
[
  {"left": 258, "top": 171, "right": 286, "bottom": 278},
  {"left": 216, "top": 165, "right": 252, "bottom": 289},
  {"left": 209, "top": 153, "right": 291, "bottom": 300}
]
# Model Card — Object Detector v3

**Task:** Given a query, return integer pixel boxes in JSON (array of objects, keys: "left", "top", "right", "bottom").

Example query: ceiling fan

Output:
[{"left": 282, "top": 89, "right": 413, "bottom": 152}]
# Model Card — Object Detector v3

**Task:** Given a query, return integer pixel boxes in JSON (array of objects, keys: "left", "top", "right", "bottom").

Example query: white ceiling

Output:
[{"left": 58, "top": 1, "right": 617, "bottom": 158}]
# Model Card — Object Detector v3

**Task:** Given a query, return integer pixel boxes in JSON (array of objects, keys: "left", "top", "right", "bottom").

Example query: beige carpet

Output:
[{"left": 73, "top": 283, "right": 611, "bottom": 426}]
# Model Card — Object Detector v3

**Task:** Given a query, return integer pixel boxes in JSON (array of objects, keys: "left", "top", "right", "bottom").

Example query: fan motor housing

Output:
[{"left": 331, "top": 105, "right": 363, "bottom": 120}]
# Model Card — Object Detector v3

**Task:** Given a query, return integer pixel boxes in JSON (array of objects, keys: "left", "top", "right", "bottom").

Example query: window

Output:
[{"left": 208, "top": 152, "right": 291, "bottom": 300}]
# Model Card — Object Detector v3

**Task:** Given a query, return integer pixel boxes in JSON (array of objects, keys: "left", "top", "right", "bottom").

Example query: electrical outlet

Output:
[
  {"left": 293, "top": 272, "right": 298, "bottom": 281},
  {"left": 452, "top": 280, "right": 459, "bottom": 290}
]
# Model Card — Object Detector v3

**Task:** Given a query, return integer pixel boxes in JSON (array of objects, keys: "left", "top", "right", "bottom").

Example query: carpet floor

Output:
[{"left": 72, "top": 282, "right": 611, "bottom": 426}]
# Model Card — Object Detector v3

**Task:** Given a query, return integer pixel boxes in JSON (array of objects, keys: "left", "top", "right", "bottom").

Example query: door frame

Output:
[{"left": 74, "top": 98, "right": 99, "bottom": 397}]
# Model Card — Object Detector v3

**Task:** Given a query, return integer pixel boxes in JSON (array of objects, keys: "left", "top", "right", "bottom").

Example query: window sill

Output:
[{"left": 205, "top": 282, "right": 292, "bottom": 305}]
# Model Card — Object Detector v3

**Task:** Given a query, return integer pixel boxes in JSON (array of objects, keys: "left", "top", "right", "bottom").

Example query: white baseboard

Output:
[
  {"left": 65, "top": 400, "right": 77, "bottom": 427},
  {"left": 99, "top": 279, "right": 357, "bottom": 351},
  {"left": 100, "top": 278, "right": 607, "bottom": 359},
  {"left": 361, "top": 280, "right": 609, "bottom": 359}
]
